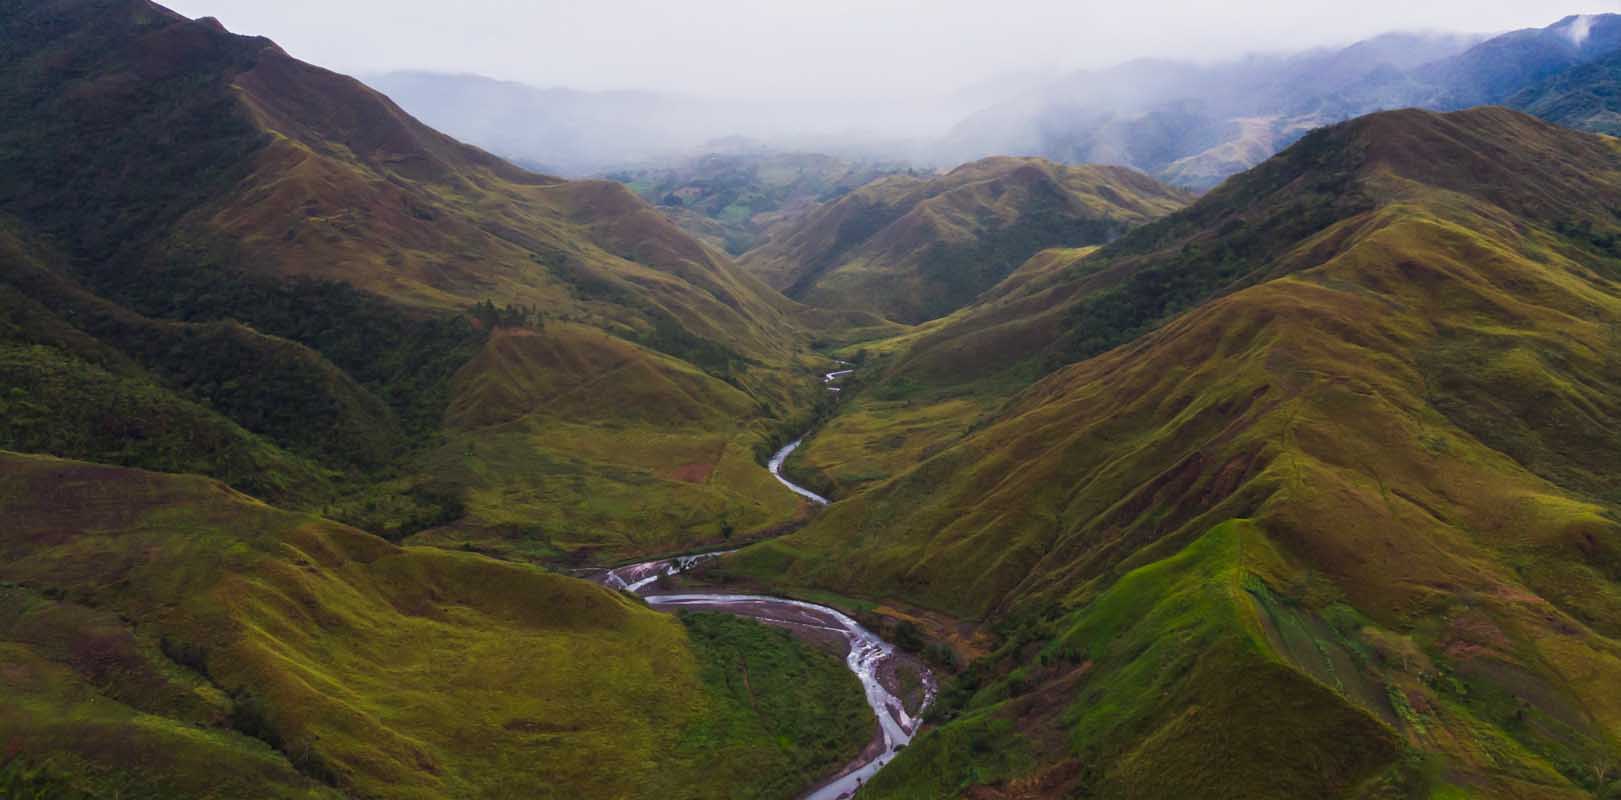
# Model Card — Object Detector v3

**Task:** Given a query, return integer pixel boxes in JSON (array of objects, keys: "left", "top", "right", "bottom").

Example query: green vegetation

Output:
[
  {"left": 610, "top": 152, "right": 913, "bottom": 254},
  {"left": 857, "top": 714, "right": 1036, "bottom": 798},
  {"left": 727, "top": 108, "right": 1621, "bottom": 798},
  {"left": 0, "top": 0, "right": 825, "bottom": 563},
  {"left": 0, "top": 452, "right": 871, "bottom": 800},
  {"left": 0, "top": 342, "right": 328, "bottom": 502},
  {"left": 741, "top": 157, "right": 1191, "bottom": 324},
  {"left": 680, "top": 613, "right": 875, "bottom": 795},
  {"left": 13, "top": 1, "right": 1621, "bottom": 796},
  {"left": 1512, "top": 48, "right": 1621, "bottom": 135},
  {"left": 405, "top": 323, "right": 809, "bottom": 562}
]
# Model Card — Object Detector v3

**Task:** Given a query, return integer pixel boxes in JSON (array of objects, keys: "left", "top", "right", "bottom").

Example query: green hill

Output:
[
  {"left": 0, "top": 452, "right": 870, "bottom": 799},
  {"left": 725, "top": 108, "right": 1621, "bottom": 798},
  {"left": 740, "top": 157, "right": 1191, "bottom": 324},
  {"left": 0, "top": 0, "right": 828, "bottom": 559}
]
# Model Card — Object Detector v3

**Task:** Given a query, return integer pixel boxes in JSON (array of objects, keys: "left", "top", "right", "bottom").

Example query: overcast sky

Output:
[{"left": 162, "top": 0, "right": 1621, "bottom": 99}]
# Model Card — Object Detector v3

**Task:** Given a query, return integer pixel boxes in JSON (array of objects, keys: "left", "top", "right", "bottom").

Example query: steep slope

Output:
[
  {"left": 405, "top": 324, "right": 805, "bottom": 562},
  {"left": 1511, "top": 47, "right": 1621, "bottom": 135},
  {"left": 0, "top": 0, "right": 797, "bottom": 368},
  {"left": 1420, "top": 14, "right": 1621, "bottom": 108},
  {"left": 0, "top": 452, "right": 871, "bottom": 799},
  {"left": 877, "top": 106, "right": 1621, "bottom": 394},
  {"left": 0, "top": 0, "right": 820, "bottom": 557},
  {"left": 0, "top": 220, "right": 409, "bottom": 502},
  {"left": 740, "top": 158, "right": 1191, "bottom": 324},
  {"left": 725, "top": 108, "right": 1621, "bottom": 798}
]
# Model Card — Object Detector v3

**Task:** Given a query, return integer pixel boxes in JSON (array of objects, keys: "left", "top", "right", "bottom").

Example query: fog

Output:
[
  {"left": 161, "top": 1, "right": 1610, "bottom": 99},
  {"left": 160, "top": 1, "right": 1621, "bottom": 178}
]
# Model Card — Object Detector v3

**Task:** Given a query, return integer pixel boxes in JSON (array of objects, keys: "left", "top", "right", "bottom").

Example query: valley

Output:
[{"left": 7, "top": 2, "right": 1621, "bottom": 799}]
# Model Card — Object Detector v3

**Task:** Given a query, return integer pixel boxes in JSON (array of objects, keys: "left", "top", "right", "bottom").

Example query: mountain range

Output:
[
  {"left": 370, "top": 15, "right": 1621, "bottom": 195},
  {"left": 730, "top": 105, "right": 1621, "bottom": 799},
  {"left": 8, "top": 2, "right": 1621, "bottom": 799},
  {"left": 943, "top": 14, "right": 1621, "bottom": 189},
  {"left": 0, "top": 5, "right": 872, "bottom": 794},
  {"left": 741, "top": 157, "right": 1192, "bottom": 324}
]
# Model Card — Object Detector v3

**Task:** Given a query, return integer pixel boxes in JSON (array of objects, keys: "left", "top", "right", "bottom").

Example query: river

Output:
[{"left": 597, "top": 365, "right": 933, "bottom": 800}]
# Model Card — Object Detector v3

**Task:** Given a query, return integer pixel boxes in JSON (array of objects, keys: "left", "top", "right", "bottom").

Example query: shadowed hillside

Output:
[
  {"left": 0, "top": 0, "right": 829, "bottom": 559},
  {"left": 740, "top": 157, "right": 1190, "bottom": 324},
  {"left": 1512, "top": 47, "right": 1621, "bottom": 135},
  {"left": 723, "top": 108, "right": 1621, "bottom": 798}
]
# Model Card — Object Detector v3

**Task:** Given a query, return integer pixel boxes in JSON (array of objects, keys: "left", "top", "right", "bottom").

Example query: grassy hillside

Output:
[
  {"left": 0, "top": 0, "right": 825, "bottom": 559},
  {"left": 724, "top": 108, "right": 1621, "bottom": 798},
  {"left": 404, "top": 324, "right": 809, "bottom": 562},
  {"left": 877, "top": 107, "right": 1621, "bottom": 395},
  {"left": 0, "top": 452, "right": 871, "bottom": 799},
  {"left": 0, "top": 0, "right": 794, "bottom": 355},
  {"left": 740, "top": 157, "right": 1191, "bottom": 324}
]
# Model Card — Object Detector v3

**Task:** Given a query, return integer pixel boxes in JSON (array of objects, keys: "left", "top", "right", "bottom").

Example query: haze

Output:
[{"left": 160, "top": 0, "right": 1615, "bottom": 100}]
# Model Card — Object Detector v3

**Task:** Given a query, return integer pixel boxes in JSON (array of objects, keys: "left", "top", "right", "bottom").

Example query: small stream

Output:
[{"left": 598, "top": 365, "right": 933, "bottom": 799}]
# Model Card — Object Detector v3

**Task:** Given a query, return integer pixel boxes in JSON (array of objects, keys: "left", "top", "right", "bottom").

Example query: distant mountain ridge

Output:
[
  {"left": 944, "top": 14, "right": 1621, "bottom": 189},
  {"left": 1510, "top": 44, "right": 1621, "bottom": 134},
  {"left": 606, "top": 152, "right": 917, "bottom": 255},
  {"left": 739, "top": 157, "right": 1192, "bottom": 324},
  {"left": 361, "top": 15, "right": 1621, "bottom": 197}
]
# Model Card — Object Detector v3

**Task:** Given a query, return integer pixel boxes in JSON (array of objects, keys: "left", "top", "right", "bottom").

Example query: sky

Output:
[{"left": 161, "top": 0, "right": 1621, "bottom": 99}]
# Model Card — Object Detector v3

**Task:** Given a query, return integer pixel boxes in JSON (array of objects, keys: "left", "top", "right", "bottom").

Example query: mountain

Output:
[
  {"left": 606, "top": 151, "right": 915, "bottom": 254},
  {"left": 0, "top": 1, "right": 875, "bottom": 796},
  {"left": 721, "top": 108, "right": 1621, "bottom": 798},
  {"left": 940, "top": 16, "right": 1621, "bottom": 191},
  {"left": 0, "top": 0, "right": 829, "bottom": 563},
  {"left": 1423, "top": 13, "right": 1621, "bottom": 107},
  {"left": 0, "top": 452, "right": 870, "bottom": 799},
  {"left": 936, "top": 31, "right": 1486, "bottom": 189},
  {"left": 739, "top": 157, "right": 1192, "bottom": 324},
  {"left": 1510, "top": 47, "right": 1621, "bottom": 134}
]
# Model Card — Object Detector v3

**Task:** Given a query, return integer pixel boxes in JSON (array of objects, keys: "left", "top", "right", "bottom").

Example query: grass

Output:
[
  {"left": 788, "top": 393, "right": 987, "bottom": 498},
  {"left": 0, "top": 341, "right": 330, "bottom": 503},
  {"left": 10, "top": 8, "right": 1621, "bottom": 795},
  {"left": 1045, "top": 522, "right": 1400, "bottom": 799},
  {"left": 735, "top": 109, "right": 1621, "bottom": 797},
  {"left": 404, "top": 324, "right": 810, "bottom": 562},
  {"left": 0, "top": 451, "right": 872, "bottom": 799},
  {"left": 864, "top": 523, "right": 1402, "bottom": 800},
  {"left": 741, "top": 157, "right": 1190, "bottom": 324},
  {"left": 856, "top": 713, "right": 1036, "bottom": 798},
  {"left": 0, "top": 0, "right": 828, "bottom": 571},
  {"left": 679, "top": 613, "right": 875, "bottom": 795}
]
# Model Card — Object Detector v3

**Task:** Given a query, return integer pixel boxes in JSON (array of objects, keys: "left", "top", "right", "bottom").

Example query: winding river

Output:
[{"left": 598, "top": 366, "right": 933, "bottom": 800}]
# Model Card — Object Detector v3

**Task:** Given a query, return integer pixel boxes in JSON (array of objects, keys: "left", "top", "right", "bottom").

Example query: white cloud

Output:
[{"left": 160, "top": 0, "right": 1621, "bottom": 98}]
